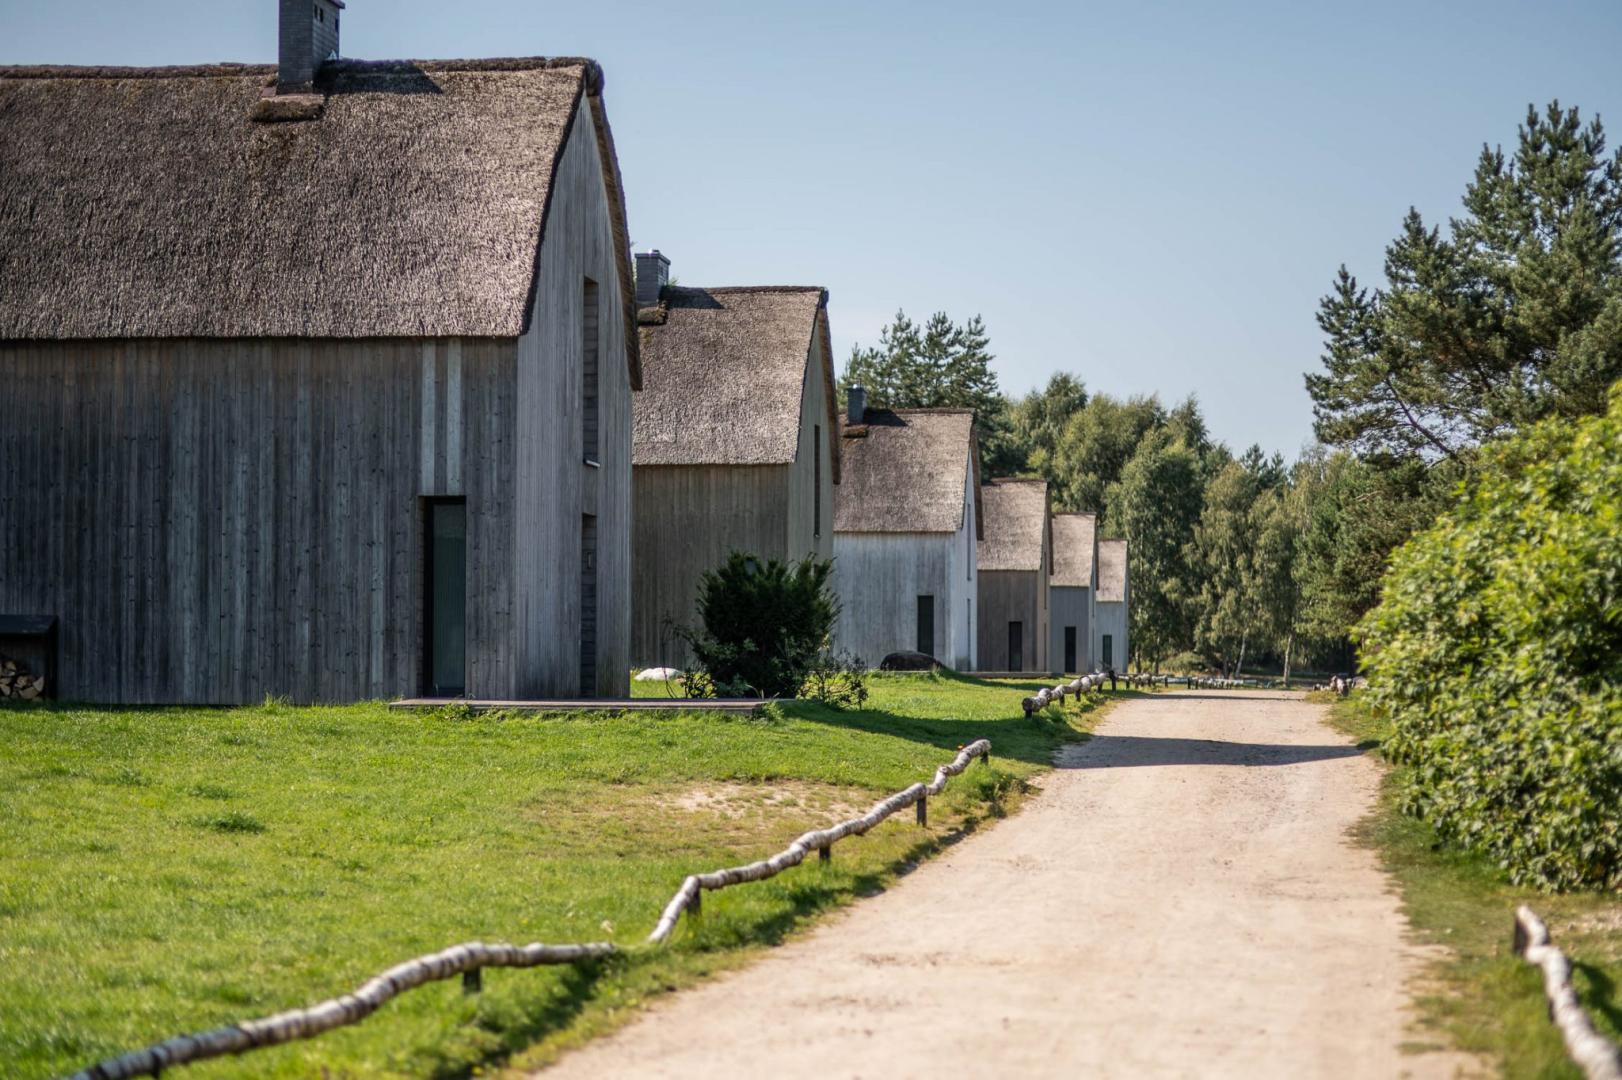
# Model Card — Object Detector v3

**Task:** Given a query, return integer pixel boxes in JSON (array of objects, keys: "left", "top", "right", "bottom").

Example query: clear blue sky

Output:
[{"left": 5, "top": 0, "right": 1619, "bottom": 457}]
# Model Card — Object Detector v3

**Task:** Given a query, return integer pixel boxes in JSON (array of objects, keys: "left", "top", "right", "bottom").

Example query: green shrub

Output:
[
  {"left": 1357, "top": 389, "right": 1622, "bottom": 891},
  {"left": 676, "top": 552, "right": 840, "bottom": 698}
]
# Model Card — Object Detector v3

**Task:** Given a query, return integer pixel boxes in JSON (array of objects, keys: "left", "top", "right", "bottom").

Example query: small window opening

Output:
[
  {"left": 813, "top": 424, "right": 822, "bottom": 537},
  {"left": 581, "top": 278, "right": 600, "bottom": 463}
]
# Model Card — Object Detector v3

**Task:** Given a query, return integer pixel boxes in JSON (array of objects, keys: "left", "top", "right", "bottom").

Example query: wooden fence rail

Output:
[
  {"left": 648, "top": 738, "right": 993, "bottom": 943},
  {"left": 1021, "top": 672, "right": 1106, "bottom": 716},
  {"left": 1513, "top": 906, "right": 1622, "bottom": 1080},
  {"left": 71, "top": 741, "right": 994, "bottom": 1078},
  {"left": 71, "top": 941, "right": 616, "bottom": 1080}
]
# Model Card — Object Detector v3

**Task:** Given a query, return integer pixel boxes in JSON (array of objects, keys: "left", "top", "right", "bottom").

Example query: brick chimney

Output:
[
  {"left": 278, "top": 0, "right": 344, "bottom": 93},
  {"left": 635, "top": 250, "right": 670, "bottom": 308}
]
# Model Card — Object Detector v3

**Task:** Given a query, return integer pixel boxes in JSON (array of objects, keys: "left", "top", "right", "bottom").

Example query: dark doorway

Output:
[
  {"left": 916, "top": 595, "right": 935, "bottom": 656},
  {"left": 1064, "top": 626, "right": 1077, "bottom": 673},
  {"left": 1102, "top": 633, "right": 1114, "bottom": 669},
  {"left": 426, "top": 499, "right": 467, "bottom": 696},
  {"left": 1008, "top": 621, "right": 1023, "bottom": 671},
  {"left": 580, "top": 514, "right": 598, "bottom": 696}
]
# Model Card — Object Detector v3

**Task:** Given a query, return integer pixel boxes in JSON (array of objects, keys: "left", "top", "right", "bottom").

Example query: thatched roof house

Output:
[
  {"left": 0, "top": 35, "right": 641, "bottom": 702},
  {"left": 1095, "top": 538, "right": 1131, "bottom": 671},
  {"left": 1050, "top": 512, "right": 1099, "bottom": 674},
  {"left": 832, "top": 402, "right": 983, "bottom": 669},
  {"left": 629, "top": 258, "right": 841, "bottom": 666},
  {"left": 976, "top": 478, "right": 1053, "bottom": 672},
  {"left": 0, "top": 58, "right": 639, "bottom": 367}
]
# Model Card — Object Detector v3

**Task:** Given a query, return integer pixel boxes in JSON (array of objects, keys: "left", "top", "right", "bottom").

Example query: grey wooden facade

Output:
[
  {"left": 631, "top": 280, "right": 838, "bottom": 667},
  {"left": 832, "top": 408, "right": 981, "bottom": 670},
  {"left": 1049, "top": 512, "right": 1099, "bottom": 674},
  {"left": 975, "top": 479, "right": 1052, "bottom": 673},
  {"left": 1094, "top": 538, "right": 1131, "bottom": 671},
  {"left": 0, "top": 59, "right": 639, "bottom": 703}
]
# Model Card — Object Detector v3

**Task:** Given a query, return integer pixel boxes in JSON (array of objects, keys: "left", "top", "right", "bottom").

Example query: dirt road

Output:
[{"left": 539, "top": 691, "right": 1477, "bottom": 1078}]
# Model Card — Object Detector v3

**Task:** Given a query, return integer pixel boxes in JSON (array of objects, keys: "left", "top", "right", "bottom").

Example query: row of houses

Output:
[{"left": 0, "top": 5, "right": 1126, "bottom": 704}]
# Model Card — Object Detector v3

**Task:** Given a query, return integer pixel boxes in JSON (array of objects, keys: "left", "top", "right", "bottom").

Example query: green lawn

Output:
[
  {"left": 1329, "top": 698, "right": 1622, "bottom": 1078},
  {"left": 0, "top": 673, "right": 1108, "bottom": 1079}
]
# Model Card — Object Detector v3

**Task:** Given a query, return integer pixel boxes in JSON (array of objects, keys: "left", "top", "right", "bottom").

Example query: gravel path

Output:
[{"left": 538, "top": 691, "right": 1479, "bottom": 1079}]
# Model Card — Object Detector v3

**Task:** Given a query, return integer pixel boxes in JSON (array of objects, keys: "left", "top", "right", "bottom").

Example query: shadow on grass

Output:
[
  {"left": 779, "top": 669, "right": 1129, "bottom": 768},
  {"left": 1576, "top": 961, "right": 1622, "bottom": 1037}
]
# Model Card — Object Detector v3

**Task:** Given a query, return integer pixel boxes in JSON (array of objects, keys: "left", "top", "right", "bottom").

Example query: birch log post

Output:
[
  {"left": 72, "top": 940, "right": 616, "bottom": 1080},
  {"left": 1513, "top": 906, "right": 1622, "bottom": 1080},
  {"left": 647, "top": 739, "right": 993, "bottom": 945}
]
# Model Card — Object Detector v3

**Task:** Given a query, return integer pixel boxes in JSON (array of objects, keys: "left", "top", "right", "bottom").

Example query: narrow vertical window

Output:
[
  {"left": 581, "top": 278, "right": 600, "bottom": 464},
  {"left": 916, "top": 595, "right": 935, "bottom": 657},
  {"left": 813, "top": 424, "right": 822, "bottom": 537}
]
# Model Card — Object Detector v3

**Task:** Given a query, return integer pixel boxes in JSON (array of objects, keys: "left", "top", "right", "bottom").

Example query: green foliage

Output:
[
  {"left": 1358, "top": 390, "right": 1622, "bottom": 890},
  {"left": 1307, "top": 101, "right": 1622, "bottom": 464},
  {"left": 840, "top": 309, "right": 1024, "bottom": 474},
  {"left": 678, "top": 552, "right": 840, "bottom": 698},
  {"left": 799, "top": 649, "right": 870, "bottom": 710},
  {"left": 1108, "top": 430, "right": 1206, "bottom": 666},
  {"left": 1328, "top": 698, "right": 1622, "bottom": 1077},
  {"left": 1037, "top": 392, "right": 1165, "bottom": 518}
]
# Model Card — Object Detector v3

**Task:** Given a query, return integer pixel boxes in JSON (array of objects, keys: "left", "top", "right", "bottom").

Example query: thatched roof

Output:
[
  {"left": 1097, "top": 538, "right": 1128, "bottom": 602},
  {"left": 834, "top": 408, "right": 981, "bottom": 536},
  {"left": 0, "top": 58, "right": 641, "bottom": 384},
  {"left": 634, "top": 286, "right": 839, "bottom": 478},
  {"left": 1051, "top": 512, "right": 1097, "bottom": 588},
  {"left": 977, "top": 478, "right": 1049, "bottom": 572}
]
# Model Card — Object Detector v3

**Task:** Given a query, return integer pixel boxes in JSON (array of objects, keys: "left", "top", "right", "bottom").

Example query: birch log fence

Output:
[
  {"left": 1513, "top": 905, "right": 1622, "bottom": 1080},
  {"left": 70, "top": 740, "right": 995, "bottom": 1079},
  {"left": 649, "top": 738, "right": 993, "bottom": 943},
  {"left": 1021, "top": 672, "right": 1106, "bottom": 716}
]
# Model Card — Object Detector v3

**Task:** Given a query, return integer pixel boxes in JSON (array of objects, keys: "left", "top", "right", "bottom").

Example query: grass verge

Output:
[
  {"left": 0, "top": 672, "right": 1114, "bottom": 1079},
  {"left": 1328, "top": 697, "right": 1622, "bottom": 1078}
]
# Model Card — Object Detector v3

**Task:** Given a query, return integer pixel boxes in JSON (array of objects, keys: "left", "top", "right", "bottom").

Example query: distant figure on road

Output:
[{"left": 1106, "top": 667, "right": 1117, "bottom": 691}]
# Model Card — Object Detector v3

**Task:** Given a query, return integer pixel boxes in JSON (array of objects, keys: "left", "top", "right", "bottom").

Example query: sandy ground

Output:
[{"left": 537, "top": 691, "right": 1480, "bottom": 1079}]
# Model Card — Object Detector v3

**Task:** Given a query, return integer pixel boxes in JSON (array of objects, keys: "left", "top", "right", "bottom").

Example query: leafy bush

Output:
[
  {"left": 1357, "top": 389, "right": 1622, "bottom": 891},
  {"left": 676, "top": 552, "right": 840, "bottom": 699},
  {"left": 800, "top": 649, "right": 869, "bottom": 709}
]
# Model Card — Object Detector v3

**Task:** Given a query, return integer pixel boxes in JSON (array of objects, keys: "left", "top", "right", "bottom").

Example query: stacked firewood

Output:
[{"left": 0, "top": 655, "right": 45, "bottom": 700}]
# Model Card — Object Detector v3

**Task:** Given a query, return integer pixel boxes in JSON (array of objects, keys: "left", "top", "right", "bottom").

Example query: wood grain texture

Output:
[
  {"left": 630, "top": 464, "right": 791, "bottom": 667},
  {"left": 976, "top": 568, "right": 1050, "bottom": 673},
  {"left": 513, "top": 93, "right": 633, "bottom": 699},
  {"left": 0, "top": 95, "right": 634, "bottom": 703},
  {"left": 0, "top": 336, "right": 515, "bottom": 704},
  {"left": 833, "top": 453, "right": 977, "bottom": 669}
]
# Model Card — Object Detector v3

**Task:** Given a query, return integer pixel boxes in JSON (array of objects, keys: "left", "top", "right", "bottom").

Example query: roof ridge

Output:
[
  {"left": 665, "top": 284, "right": 826, "bottom": 295},
  {"left": 0, "top": 56, "right": 599, "bottom": 83},
  {"left": 880, "top": 407, "right": 976, "bottom": 416}
]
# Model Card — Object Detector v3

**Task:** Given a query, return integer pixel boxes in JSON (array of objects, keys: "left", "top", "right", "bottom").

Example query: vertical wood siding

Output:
[
  {"left": 0, "top": 336, "right": 516, "bottom": 703},
  {"left": 833, "top": 455, "right": 978, "bottom": 670},
  {"left": 1094, "top": 595, "right": 1130, "bottom": 670},
  {"left": 630, "top": 465, "right": 791, "bottom": 667},
  {"left": 976, "top": 567, "right": 1050, "bottom": 672},
  {"left": 513, "top": 93, "right": 634, "bottom": 698},
  {"left": 784, "top": 317, "right": 835, "bottom": 565},
  {"left": 1049, "top": 586, "right": 1092, "bottom": 674}
]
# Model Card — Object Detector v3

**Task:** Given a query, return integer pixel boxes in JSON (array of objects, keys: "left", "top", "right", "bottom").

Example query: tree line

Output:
[{"left": 840, "top": 100, "right": 1622, "bottom": 682}]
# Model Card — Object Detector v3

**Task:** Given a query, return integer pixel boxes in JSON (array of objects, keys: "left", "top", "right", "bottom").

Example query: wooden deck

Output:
[{"left": 389, "top": 697, "right": 780, "bottom": 715}]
